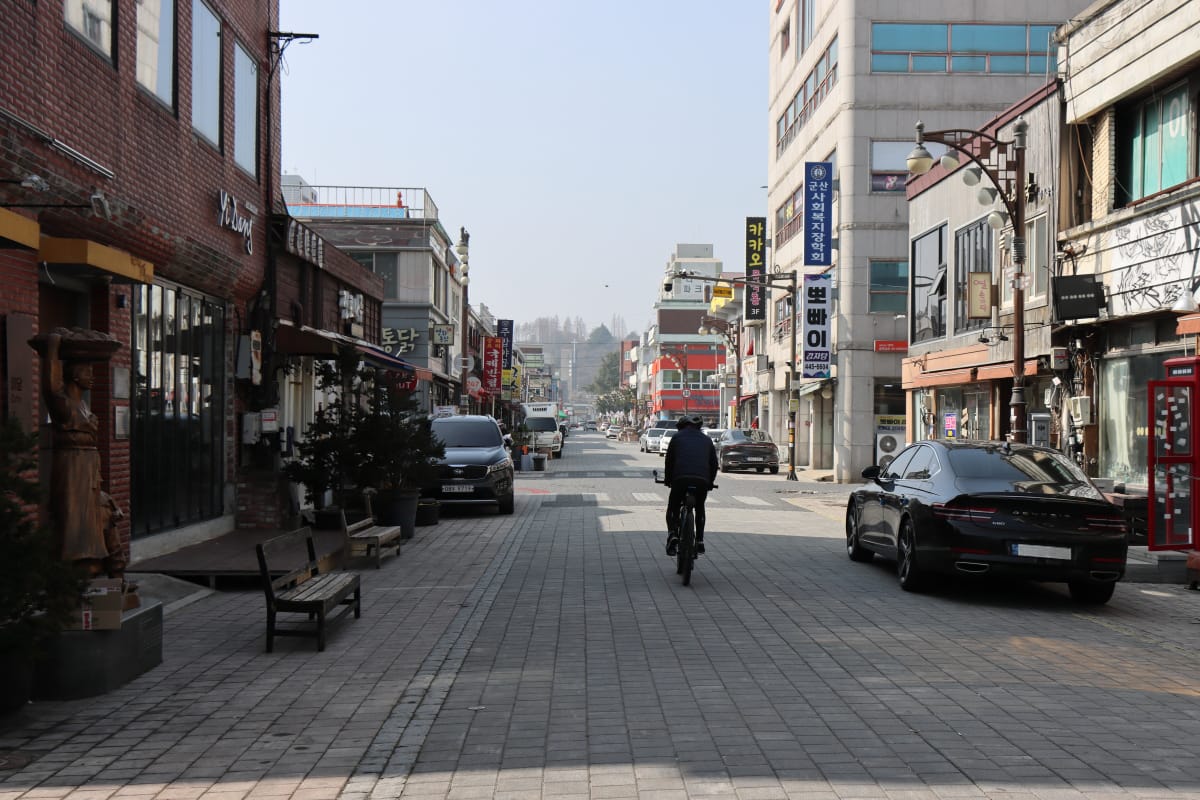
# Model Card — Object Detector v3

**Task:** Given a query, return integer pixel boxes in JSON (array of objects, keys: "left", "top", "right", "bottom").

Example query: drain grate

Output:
[{"left": 0, "top": 752, "right": 34, "bottom": 770}]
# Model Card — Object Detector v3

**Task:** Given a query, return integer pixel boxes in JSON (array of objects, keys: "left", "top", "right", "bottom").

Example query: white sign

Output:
[
  {"left": 338, "top": 289, "right": 364, "bottom": 322},
  {"left": 431, "top": 324, "right": 455, "bottom": 345},
  {"left": 217, "top": 190, "right": 255, "bottom": 254},
  {"left": 433, "top": 405, "right": 458, "bottom": 418},
  {"left": 455, "top": 355, "right": 474, "bottom": 372},
  {"left": 802, "top": 273, "right": 832, "bottom": 379},
  {"left": 382, "top": 326, "right": 419, "bottom": 354}
]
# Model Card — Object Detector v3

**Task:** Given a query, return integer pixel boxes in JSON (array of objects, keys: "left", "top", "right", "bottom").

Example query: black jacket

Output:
[{"left": 664, "top": 427, "right": 718, "bottom": 485}]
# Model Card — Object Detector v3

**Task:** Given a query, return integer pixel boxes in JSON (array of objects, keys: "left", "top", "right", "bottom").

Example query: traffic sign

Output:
[{"left": 712, "top": 285, "right": 733, "bottom": 298}]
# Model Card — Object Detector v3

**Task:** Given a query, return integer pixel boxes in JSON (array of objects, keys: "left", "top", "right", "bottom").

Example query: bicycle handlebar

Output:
[{"left": 652, "top": 470, "right": 717, "bottom": 490}]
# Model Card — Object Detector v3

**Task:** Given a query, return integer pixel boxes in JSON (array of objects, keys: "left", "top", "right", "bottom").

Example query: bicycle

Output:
[{"left": 654, "top": 470, "right": 716, "bottom": 586}]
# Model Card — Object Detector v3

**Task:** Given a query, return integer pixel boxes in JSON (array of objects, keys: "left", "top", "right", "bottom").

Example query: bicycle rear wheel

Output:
[{"left": 677, "top": 504, "right": 695, "bottom": 586}]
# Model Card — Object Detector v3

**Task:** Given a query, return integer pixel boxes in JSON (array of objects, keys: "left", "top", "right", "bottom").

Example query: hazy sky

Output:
[{"left": 279, "top": 2, "right": 767, "bottom": 335}]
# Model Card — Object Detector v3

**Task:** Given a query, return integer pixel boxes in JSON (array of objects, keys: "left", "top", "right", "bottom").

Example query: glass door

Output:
[{"left": 1147, "top": 380, "right": 1195, "bottom": 551}]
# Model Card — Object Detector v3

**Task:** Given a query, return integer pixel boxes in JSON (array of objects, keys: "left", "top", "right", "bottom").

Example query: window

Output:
[
  {"left": 799, "top": 0, "right": 815, "bottom": 53},
  {"left": 870, "top": 261, "right": 908, "bottom": 313},
  {"left": 1026, "top": 214, "right": 1048, "bottom": 298},
  {"left": 873, "top": 141, "right": 923, "bottom": 193},
  {"left": 911, "top": 225, "right": 946, "bottom": 343},
  {"left": 136, "top": 0, "right": 175, "bottom": 103},
  {"left": 1118, "top": 82, "right": 1190, "bottom": 204},
  {"left": 871, "top": 22, "right": 1058, "bottom": 75},
  {"left": 350, "top": 251, "right": 399, "bottom": 299},
  {"left": 131, "top": 283, "right": 226, "bottom": 537},
  {"left": 191, "top": 0, "right": 221, "bottom": 146},
  {"left": 774, "top": 184, "right": 804, "bottom": 246},
  {"left": 65, "top": 0, "right": 113, "bottom": 57},
  {"left": 233, "top": 42, "right": 258, "bottom": 176},
  {"left": 780, "top": 19, "right": 790, "bottom": 57},
  {"left": 953, "top": 219, "right": 991, "bottom": 334},
  {"left": 776, "top": 37, "right": 838, "bottom": 156}
]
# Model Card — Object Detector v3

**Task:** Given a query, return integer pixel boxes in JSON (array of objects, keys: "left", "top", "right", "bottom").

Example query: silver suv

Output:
[{"left": 639, "top": 427, "right": 669, "bottom": 453}]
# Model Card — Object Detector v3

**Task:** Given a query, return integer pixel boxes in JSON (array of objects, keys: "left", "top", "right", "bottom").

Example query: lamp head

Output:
[
  {"left": 961, "top": 166, "right": 983, "bottom": 186},
  {"left": 977, "top": 186, "right": 999, "bottom": 206},
  {"left": 987, "top": 210, "right": 1010, "bottom": 230},
  {"left": 939, "top": 153, "right": 959, "bottom": 171},
  {"left": 906, "top": 142, "right": 935, "bottom": 176}
]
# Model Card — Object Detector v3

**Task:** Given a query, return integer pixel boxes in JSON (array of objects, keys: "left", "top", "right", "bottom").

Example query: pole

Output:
[
  {"left": 732, "top": 326, "right": 740, "bottom": 429},
  {"left": 1009, "top": 119, "right": 1028, "bottom": 443},
  {"left": 787, "top": 270, "right": 798, "bottom": 481},
  {"left": 457, "top": 229, "right": 470, "bottom": 414}
]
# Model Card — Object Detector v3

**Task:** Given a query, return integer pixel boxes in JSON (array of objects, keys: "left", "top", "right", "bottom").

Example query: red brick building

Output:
[{"left": 0, "top": 1, "right": 384, "bottom": 558}]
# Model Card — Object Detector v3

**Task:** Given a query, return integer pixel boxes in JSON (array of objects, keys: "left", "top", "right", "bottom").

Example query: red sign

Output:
[
  {"left": 874, "top": 340, "right": 908, "bottom": 353},
  {"left": 483, "top": 336, "right": 503, "bottom": 394}
]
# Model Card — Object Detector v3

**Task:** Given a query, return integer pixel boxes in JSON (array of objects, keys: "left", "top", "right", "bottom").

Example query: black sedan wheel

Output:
[
  {"left": 897, "top": 520, "right": 928, "bottom": 592},
  {"left": 498, "top": 492, "right": 515, "bottom": 515},
  {"left": 1068, "top": 580, "right": 1115, "bottom": 605},
  {"left": 845, "top": 504, "right": 873, "bottom": 563}
]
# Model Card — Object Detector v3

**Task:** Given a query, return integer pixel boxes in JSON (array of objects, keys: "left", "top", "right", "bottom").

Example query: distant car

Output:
[
  {"left": 703, "top": 428, "right": 726, "bottom": 446},
  {"left": 639, "top": 427, "right": 669, "bottom": 453},
  {"left": 656, "top": 428, "right": 678, "bottom": 456},
  {"left": 718, "top": 429, "right": 780, "bottom": 473},
  {"left": 605, "top": 425, "right": 621, "bottom": 439},
  {"left": 584, "top": 421, "right": 598, "bottom": 431},
  {"left": 427, "top": 415, "right": 514, "bottom": 514},
  {"left": 846, "top": 439, "right": 1127, "bottom": 604}
]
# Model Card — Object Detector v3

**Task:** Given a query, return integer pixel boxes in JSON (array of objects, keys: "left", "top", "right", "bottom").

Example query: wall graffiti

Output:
[{"left": 1106, "top": 198, "right": 1200, "bottom": 316}]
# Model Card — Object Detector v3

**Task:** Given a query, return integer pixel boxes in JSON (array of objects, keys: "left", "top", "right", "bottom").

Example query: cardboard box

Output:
[{"left": 66, "top": 578, "right": 124, "bottom": 631}]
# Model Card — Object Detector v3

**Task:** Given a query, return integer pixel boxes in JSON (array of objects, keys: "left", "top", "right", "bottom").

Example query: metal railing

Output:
[{"left": 284, "top": 185, "right": 439, "bottom": 222}]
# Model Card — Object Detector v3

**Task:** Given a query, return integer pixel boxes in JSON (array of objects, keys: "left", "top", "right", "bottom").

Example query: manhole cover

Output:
[{"left": 0, "top": 752, "right": 33, "bottom": 770}]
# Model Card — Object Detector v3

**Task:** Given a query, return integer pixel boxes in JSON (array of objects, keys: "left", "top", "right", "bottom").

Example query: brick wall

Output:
[{"left": 1091, "top": 108, "right": 1117, "bottom": 221}]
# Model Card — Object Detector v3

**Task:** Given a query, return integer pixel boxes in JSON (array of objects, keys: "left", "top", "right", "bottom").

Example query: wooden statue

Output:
[{"left": 30, "top": 328, "right": 126, "bottom": 580}]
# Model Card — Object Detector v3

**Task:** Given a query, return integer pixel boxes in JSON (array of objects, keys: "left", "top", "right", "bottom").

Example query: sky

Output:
[{"left": 279, "top": 2, "right": 768, "bottom": 337}]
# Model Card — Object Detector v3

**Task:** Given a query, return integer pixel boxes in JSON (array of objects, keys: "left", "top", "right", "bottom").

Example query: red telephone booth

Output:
[{"left": 1147, "top": 356, "right": 1200, "bottom": 551}]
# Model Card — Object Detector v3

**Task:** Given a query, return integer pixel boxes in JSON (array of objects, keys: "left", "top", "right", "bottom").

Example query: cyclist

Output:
[{"left": 663, "top": 414, "right": 718, "bottom": 557}]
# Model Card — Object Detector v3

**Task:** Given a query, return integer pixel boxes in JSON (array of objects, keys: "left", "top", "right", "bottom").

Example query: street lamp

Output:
[
  {"left": 907, "top": 118, "right": 1029, "bottom": 442},
  {"left": 456, "top": 227, "right": 470, "bottom": 413},
  {"left": 700, "top": 316, "right": 741, "bottom": 429}
]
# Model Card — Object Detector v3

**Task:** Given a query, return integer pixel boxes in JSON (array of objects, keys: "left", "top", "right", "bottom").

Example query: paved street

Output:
[{"left": 4, "top": 431, "right": 1200, "bottom": 799}]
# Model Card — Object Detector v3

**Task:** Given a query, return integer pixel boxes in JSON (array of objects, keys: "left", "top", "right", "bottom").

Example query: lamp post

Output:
[
  {"left": 906, "top": 118, "right": 1029, "bottom": 442},
  {"left": 700, "top": 315, "right": 741, "bottom": 429},
  {"left": 456, "top": 228, "right": 470, "bottom": 413}
]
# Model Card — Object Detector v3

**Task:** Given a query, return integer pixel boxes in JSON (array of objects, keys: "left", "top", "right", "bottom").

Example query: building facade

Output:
[{"left": 766, "top": 0, "right": 1093, "bottom": 480}]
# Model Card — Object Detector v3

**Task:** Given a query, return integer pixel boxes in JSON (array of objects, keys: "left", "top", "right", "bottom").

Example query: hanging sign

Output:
[
  {"left": 483, "top": 336, "right": 503, "bottom": 394},
  {"left": 744, "top": 217, "right": 766, "bottom": 321},
  {"left": 497, "top": 319, "right": 514, "bottom": 369},
  {"left": 803, "top": 162, "right": 833, "bottom": 266},
  {"left": 802, "top": 273, "right": 832, "bottom": 379}
]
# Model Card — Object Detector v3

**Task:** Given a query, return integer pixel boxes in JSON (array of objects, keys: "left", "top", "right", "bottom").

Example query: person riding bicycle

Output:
[{"left": 664, "top": 414, "right": 718, "bottom": 557}]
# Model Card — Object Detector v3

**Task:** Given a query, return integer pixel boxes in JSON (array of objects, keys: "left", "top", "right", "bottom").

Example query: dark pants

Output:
[{"left": 666, "top": 478, "right": 709, "bottom": 542}]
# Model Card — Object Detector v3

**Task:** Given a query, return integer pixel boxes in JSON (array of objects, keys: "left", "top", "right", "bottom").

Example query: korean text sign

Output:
[
  {"left": 802, "top": 273, "right": 832, "bottom": 379},
  {"left": 803, "top": 162, "right": 833, "bottom": 266},
  {"left": 497, "top": 319, "right": 514, "bottom": 369},
  {"left": 483, "top": 337, "right": 503, "bottom": 394},
  {"left": 745, "top": 217, "right": 766, "bottom": 321}
]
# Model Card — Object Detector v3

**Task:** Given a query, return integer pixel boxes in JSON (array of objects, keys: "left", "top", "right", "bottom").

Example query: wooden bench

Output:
[
  {"left": 342, "top": 491, "right": 404, "bottom": 568},
  {"left": 255, "top": 526, "right": 361, "bottom": 652}
]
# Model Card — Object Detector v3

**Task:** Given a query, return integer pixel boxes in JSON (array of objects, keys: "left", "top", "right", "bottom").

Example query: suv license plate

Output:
[
  {"left": 443, "top": 484, "right": 474, "bottom": 493},
  {"left": 1012, "top": 544, "right": 1070, "bottom": 560},
  {"left": 747, "top": 456, "right": 764, "bottom": 461}
]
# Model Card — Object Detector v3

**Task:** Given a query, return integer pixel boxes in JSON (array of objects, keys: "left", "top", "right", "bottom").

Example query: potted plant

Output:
[
  {"left": 349, "top": 371, "right": 444, "bottom": 534},
  {"left": 0, "top": 419, "right": 87, "bottom": 713},
  {"left": 280, "top": 350, "right": 361, "bottom": 528}
]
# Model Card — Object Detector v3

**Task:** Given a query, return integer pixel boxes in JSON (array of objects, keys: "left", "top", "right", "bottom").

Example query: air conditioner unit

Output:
[
  {"left": 1068, "top": 396, "right": 1092, "bottom": 426},
  {"left": 876, "top": 431, "right": 902, "bottom": 470}
]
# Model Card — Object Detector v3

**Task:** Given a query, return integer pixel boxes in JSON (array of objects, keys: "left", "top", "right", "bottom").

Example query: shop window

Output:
[
  {"left": 911, "top": 224, "right": 946, "bottom": 343},
  {"left": 954, "top": 219, "right": 991, "bottom": 334},
  {"left": 869, "top": 261, "right": 907, "bottom": 313},
  {"left": 234, "top": 42, "right": 258, "bottom": 176},
  {"left": 131, "top": 283, "right": 226, "bottom": 537},
  {"left": 1099, "top": 356, "right": 1164, "bottom": 488},
  {"left": 1118, "top": 82, "right": 1190, "bottom": 205},
  {"left": 136, "top": 0, "right": 175, "bottom": 104},
  {"left": 65, "top": 0, "right": 113, "bottom": 58},
  {"left": 191, "top": 0, "right": 221, "bottom": 146}
]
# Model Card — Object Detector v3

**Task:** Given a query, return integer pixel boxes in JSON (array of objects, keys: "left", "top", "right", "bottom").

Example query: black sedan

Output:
[
  {"left": 845, "top": 439, "right": 1127, "bottom": 604},
  {"left": 427, "top": 415, "right": 514, "bottom": 514},
  {"left": 717, "top": 429, "right": 780, "bottom": 474}
]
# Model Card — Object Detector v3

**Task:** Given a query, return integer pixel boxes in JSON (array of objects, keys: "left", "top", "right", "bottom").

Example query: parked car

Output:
[
  {"left": 640, "top": 427, "right": 669, "bottom": 453},
  {"left": 427, "top": 415, "right": 514, "bottom": 514},
  {"left": 845, "top": 439, "right": 1127, "bottom": 603},
  {"left": 605, "top": 425, "right": 621, "bottom": 439},
  {"left": 703, "top": 428, "right": 726, "bottom": 446},
  {"left": 718, "top": 429, "right": 780, "bottom": 473},
  {"left": 656, "top": 428, "right": 678, "bottom": 456}
]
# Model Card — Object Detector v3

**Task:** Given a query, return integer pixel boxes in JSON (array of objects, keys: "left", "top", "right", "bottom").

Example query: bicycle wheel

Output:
[{"left": 678, "top": 504, "right": 695, "bottom": 586}]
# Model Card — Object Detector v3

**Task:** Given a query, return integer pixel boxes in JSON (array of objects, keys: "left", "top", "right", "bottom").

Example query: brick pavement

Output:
[{"left": 3, "top": 472, "right": 1200, "bottom": 799}]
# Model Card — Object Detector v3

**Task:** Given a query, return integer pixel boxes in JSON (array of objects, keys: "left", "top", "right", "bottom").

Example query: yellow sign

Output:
[
  {"left": 711, "top": 285, "right": 734, "bottom": 299},
  {"left": 967, "top": 272, "right": 993, "bottom": 319}
]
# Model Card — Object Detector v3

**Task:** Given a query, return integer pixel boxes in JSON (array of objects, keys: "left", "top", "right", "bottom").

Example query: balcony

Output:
[{"left": 284, "top": 185, "right": 439, "bottom": 222}]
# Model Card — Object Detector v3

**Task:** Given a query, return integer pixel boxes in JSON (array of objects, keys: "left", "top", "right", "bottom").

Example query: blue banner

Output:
[
  {"left": 497, "top": 319, "right": 514, "bottom": 370},
  {"left": 803, "top": 162, "right": 833, "bottom": 266}
]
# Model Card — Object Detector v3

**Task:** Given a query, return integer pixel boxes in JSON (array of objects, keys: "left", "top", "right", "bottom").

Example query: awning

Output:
[
  {"left": 796, "top": 380, "right": 831, "bottom": 397},
  {"left": 1178, "top": 313, "right": 1200, "bottom": 336},
  {"left": 0, "top": 208, "right": 39, "bottom": 250},
  {"left": 274, "top": 322, "right": 429, "bottom": 377},
  {"left": 39, "top": 235, "right": 153, "bottom": 283},
  {"left": 908, "top": 367, "right": 975, "bottom": 389},
  {"left": 975, "top": 361, "right": 1038, "bottom": 381},
  {"left": 736, "top": 393, "right": 756, "bottom": 404}
]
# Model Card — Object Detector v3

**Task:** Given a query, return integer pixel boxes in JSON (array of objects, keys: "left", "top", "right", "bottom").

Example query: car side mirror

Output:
[{"left": 861, "top": 465, "right": 881, "bottom": 482}]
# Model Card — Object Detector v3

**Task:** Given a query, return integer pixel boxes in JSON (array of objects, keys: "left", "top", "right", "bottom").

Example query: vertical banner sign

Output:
[
  {"left": 497, "top": 319, "right": 514, "bottom": 369},
  {"left": 483, "top": 337, "right": 503, "bottom": 394},
  {"left": 744, "top": 217, "right": 766, "bottom": 321},
  {"left": 802, "top": 273, "right": 832, "bottom": 379},
  {"left": 803, "top": 162, "right": 833, "bottom": 266}
]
